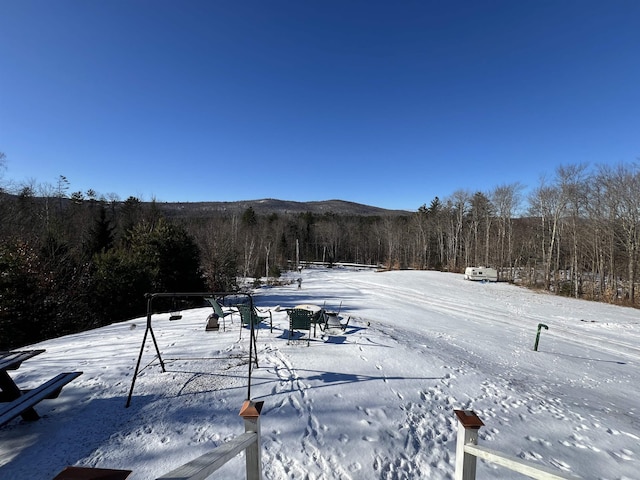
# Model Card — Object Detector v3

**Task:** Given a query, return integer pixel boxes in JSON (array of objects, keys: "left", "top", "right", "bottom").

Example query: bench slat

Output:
[
  {"left": 0, "top": 387, "right": 69, "bottom": 402},
  {"left": 0, "top": 349, "right": 46, "bottom": 371},
  {"left": 0, "top": 372, "right": 82, "bottom": 427},
  {"left": 53, "top": 466, "right": 133, "bottom": 479}
]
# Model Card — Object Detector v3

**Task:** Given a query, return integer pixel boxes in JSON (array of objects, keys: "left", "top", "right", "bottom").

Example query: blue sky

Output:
[{"left": 1, "top": 1, "right": 639, "bottom": 211}]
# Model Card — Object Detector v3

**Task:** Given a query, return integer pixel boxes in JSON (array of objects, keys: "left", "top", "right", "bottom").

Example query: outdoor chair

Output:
[
  {"left": 235, "top": 303, "right": 273, "bottom": 339},
  {"left": 286, "top": 308, "right": 315, "bottom": 346},
  {"left": 204, "top": 297, "right": 237, "bottom": 332},
  {"left": 323, "top": 312, "right": 350, "bottom": 332},
  {"left": 309, "top": 308, "right": 326, "bottom": 337}
]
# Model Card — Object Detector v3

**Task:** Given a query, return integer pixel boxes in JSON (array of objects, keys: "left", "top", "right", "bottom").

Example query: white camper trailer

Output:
[{"left": 464, "top": 266, "right": 498, "bottom": 282}]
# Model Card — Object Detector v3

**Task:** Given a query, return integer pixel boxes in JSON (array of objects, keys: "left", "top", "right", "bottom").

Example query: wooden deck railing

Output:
[
  {"left": 454, "top": 410, "right": 581, "bottom": 480},
  {"left": 157, "top": 401, "right": 264, "bottom": 480}
]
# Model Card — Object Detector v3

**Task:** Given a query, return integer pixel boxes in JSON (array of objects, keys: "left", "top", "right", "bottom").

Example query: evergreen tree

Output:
[
  {"left": 85, "top": 205, "right": 115, "bottom": 257},
  {"left": 91, "top": 219, "right": 205, "bottom": 323}
]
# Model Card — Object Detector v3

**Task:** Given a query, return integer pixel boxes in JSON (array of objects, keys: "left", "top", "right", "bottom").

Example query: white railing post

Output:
[
  {"left": 454, "top": 410, "right": 485, "bottom": 480},
  {"left": 239, "top": 400, "right": 264, "bottom": 480}
]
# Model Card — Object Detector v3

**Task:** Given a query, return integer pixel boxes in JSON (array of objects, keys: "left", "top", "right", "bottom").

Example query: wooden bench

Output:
[
  {"left": 0, "top": 349, "right": 46, "bottom": 372},
  {"left": 53, "top": 466, "right": 132, "bottom": 479},
  {"left": 0, "top": 371, "right": 82, "bottom": 427}
]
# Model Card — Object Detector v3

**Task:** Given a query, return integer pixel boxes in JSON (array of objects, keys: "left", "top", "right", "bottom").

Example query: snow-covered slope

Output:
[{"left": 1, "top": 268, "right": 638, "bottom": 479}]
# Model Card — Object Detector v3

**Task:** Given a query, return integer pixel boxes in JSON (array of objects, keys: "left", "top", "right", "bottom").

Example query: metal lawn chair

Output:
[
  {"left": 204, "top": 297, "right": 237, "bottom": 331},
  {"left": 235, "top": 303, "right": 273, "bottom": 339},
  {"left": 286, "top": 308, "right": 315, "bottom": 346}
]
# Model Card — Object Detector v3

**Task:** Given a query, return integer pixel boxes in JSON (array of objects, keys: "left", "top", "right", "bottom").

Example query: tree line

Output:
[{"left": 1, "top": 156, "right": 639, "bottom": 349}]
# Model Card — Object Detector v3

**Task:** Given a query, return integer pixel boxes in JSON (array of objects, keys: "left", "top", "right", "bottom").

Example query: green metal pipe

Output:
[{"left": 533, "top": 323, "right": 549, "bottom": 351}]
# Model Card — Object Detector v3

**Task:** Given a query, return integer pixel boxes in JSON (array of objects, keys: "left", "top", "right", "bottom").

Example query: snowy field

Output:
[{"left": 0, "top": 267, "right": 638, "bottom": 479}]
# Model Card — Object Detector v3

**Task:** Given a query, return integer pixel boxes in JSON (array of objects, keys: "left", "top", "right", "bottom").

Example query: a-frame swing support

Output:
[{"left": 125, "top": 292, "right": 259, "bottom": 408}]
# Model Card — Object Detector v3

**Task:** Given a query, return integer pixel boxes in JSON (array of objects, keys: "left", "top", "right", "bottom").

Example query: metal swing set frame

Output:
[{"left": 125, "top": 291, "right": 260, "bottom": 408}]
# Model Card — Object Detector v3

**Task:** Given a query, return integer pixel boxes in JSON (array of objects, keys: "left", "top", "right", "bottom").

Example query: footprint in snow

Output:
[{"left": 549, "top": 458, "right": 572, "bottom": 471}]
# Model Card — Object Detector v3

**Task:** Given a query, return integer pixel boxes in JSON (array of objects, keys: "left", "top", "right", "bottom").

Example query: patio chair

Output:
[
  {"left": 309, "top": 309, "right": 326, "bottom": 337},
  {"left": 203, "top": 297, "right": 237, "bottom": 332},
  {"left": 235, "top": 303, "right": 273, "bottom": 339},
  {"left": 293, "top": 304, "right": 325, "bottom": 337},
  {"left": 286, "top": 308, "right": 315, "bottom": 346},
  {"left": 323, "top": 312, "right": 350, "bottom": 331}
]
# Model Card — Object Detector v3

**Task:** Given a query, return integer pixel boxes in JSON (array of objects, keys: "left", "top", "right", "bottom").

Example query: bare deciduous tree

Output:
[{"left": 492, "top": 182, "right": 522, "bottom": 281}]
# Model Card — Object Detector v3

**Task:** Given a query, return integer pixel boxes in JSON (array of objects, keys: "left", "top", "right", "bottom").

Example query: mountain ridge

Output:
[
  {"left": 157, "top": 198, "right": 412, "bottom": 217},
  {"left": 0, "top": 192, "right": 413, "bottom": 217}
]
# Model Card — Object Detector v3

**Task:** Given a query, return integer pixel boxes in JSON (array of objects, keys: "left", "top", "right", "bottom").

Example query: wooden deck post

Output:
[
  {"left": 454, "top": 410, "right": 484, "bottom": 480},
  {"left": 239, "top": 400, "right": 264, "bottom": 480}
]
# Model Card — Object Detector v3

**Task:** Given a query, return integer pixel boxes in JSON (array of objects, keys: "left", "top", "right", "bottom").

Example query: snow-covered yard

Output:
[{"left": 0, "top": 267, "right": 638, "bottom": 479}]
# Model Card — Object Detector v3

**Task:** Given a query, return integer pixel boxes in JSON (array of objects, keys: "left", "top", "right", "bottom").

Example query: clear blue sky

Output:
[{"left": 1, "top": 1, "right": 639, "bottom": 211}]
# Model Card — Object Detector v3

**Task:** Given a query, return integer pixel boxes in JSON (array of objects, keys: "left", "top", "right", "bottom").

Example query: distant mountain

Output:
[
  {"left": 157, "top": 198, "right": 412, "bottom": 218},
  {"left": 0, "top": 192, "right": 411, "bottom": 217}
]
